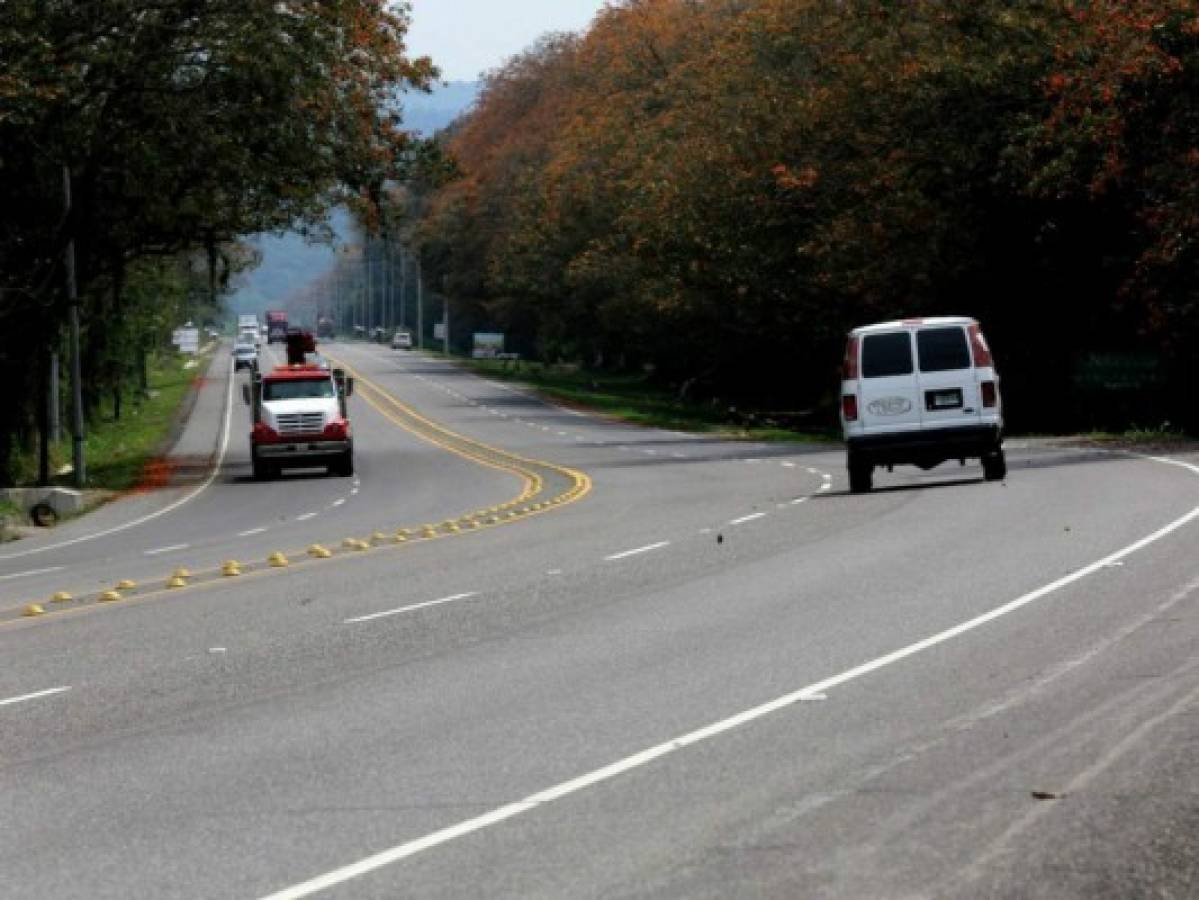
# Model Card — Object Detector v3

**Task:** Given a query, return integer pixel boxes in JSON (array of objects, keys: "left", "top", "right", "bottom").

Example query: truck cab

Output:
[{"left": 245, "top": 364, "right": 354, "bottom": 479}]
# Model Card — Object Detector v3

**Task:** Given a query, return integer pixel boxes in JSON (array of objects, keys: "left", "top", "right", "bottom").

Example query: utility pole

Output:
[
  {"left": 364, "top": 244, "right": 372, "bottom": 335},
  {"left": 399, "top": 247, "right": 407, "bottom": 330},
  {"left": 63, "top": 165, "right": 85, "bottom": 487},
  {"left": 443, "top": 295, "right": 450, "bottom": 357},
  {"left": 49, "top": 352, "right": 60, "bottom": 444},
  {"left": 416, "top": 255, "right": 424, "bottom": 349}
]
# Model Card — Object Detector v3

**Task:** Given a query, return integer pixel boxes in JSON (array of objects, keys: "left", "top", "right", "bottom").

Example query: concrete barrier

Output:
[{"left": 0, "top": 487, "right": 84, "bottom": 519}]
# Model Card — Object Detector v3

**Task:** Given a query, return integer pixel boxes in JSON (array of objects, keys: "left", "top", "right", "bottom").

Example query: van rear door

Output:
[
  {"left": 857, "top": 330, "right": 922, "bottom": 434},
  {"left": 915, "top": 325, "right": 981, "bottom": 428}
]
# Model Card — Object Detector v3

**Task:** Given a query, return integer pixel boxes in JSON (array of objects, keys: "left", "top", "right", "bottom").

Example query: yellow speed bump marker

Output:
[
  {"left": 308, "top": 544, "right": 332, "bottom": 559},
  {"left": 222, "top": 561, "right": 242, "bottom": 577},
  {"left": 370, "top": 531, "right": 388, "bottom": 544},
  {"left": 23, "top": 603, "right": 45, "bottom": 617},
  {"left": 392, "top": 531, "right": 408, "bottom": 543},
  {"left": 50, "top": 591, "right": 73, "bottom": 603},
  {"left": 98, "top": 590, "right": 122, "bottom": 602},
  {"left": 268, "top": 552, "right": 289, "bottom": 568},
  {"left": 167, "top": 576, "right": 187, "bottom": 589},
  {"left": 172, "top": 568, "right": 191, "bottom": 580},
  {"left": 115, "top": 579, "right": 137, "bottom": 591}
]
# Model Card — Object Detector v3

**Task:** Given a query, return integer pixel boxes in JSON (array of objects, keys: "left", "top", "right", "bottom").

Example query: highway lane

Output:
[
  {"left": 0, "top": 344, "right": 536, "bottom": 615},
  {"left": 1, "top": 348, "right": 1197, "bottom": 898}
]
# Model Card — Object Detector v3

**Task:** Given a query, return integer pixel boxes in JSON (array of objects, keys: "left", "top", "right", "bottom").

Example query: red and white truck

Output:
[{"left": 244, "top": 358, "right": 355, "bottom": 480}]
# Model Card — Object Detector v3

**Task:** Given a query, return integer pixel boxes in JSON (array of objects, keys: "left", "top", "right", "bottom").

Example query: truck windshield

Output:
[{"left": 263, "top": 378, "right": 334, "bottom": 401}]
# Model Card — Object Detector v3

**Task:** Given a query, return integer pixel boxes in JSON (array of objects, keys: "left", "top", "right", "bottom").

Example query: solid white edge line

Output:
[
  {"left": 604, "top": 541, "right": 670, "bottom": 561},
  {"left": 259, "top": 459, "right": 1199, "bottom": 900},
  {"left": 0, "top": 350, "right": 236, "bottom": 561},
  {"left": 729, "top": 512, "right": 767, "bottom": 525},
  {"left": 0, "top": 566, "right": 64, "bottom": 582},
  {"left": 0, "top": 686, "right": 71, "bottom": 707},
  {"left": 344, "top": 592, "right": 478, "bottom": 624}
]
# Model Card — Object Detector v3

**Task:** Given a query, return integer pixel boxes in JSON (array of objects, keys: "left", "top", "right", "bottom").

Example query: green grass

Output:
[
  {"left": 13, "top": 351, "right": 208, "bottom": 491},
  {"left": 1083, "top": 423, "right": 1190, "bottom": 444},
  {"left": 457, "top": 357, "right": 834, "bottom": 442}
]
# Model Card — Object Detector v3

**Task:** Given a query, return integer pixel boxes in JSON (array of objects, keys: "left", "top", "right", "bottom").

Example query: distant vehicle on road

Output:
[
  {"left": 232, "top": 341, "right": 258, "bottom": 372},
  {"left": 265, "top": 310, "right": 288, "bottom": 343},
  {"left": 316, "top": 316, "right": 335, "bottom": 339},
  {"left": 840, "top": 316, "right": 1004, "bottom": 492},
  {"left": 391, "top": 330, "right": 413, "bottom": 350}
]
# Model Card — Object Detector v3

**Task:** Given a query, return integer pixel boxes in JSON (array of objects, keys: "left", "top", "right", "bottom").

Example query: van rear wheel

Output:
[
  {"left": 982, "top": 449, "right": 1007, "bottom": 482},
  {"left": 848, "top": 455, "right": 873, "bottom": 493}
]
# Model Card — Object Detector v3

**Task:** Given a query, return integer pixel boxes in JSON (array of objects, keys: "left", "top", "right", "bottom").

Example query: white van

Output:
[{"left": 840, "top": 317, "right": 1004, "bottom": 492}]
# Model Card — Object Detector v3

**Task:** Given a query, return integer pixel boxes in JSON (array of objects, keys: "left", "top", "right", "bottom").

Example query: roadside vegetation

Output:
[
  {"left": 340, "top": 0, "right": 1197, "bottom": 438},
  {"left": 464, "top": 358, "right": 834, "bottom": 442},
  {"left": 8, "top": 350, "right": 211, "bottom": 492}
]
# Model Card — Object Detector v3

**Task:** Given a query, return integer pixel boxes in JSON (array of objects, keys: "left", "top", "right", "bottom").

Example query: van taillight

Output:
[
  {"left": 968, "top": 323, "right": 993, "bottom": 368},
  {"left": 843, "top": 335, "right": 859, "bottom": 380},
  {"left": 981, "top": 381, "right": 997, "bottom": 408},
  {"left": 842, "top": 394, "right": 859, "bottom": 421}
]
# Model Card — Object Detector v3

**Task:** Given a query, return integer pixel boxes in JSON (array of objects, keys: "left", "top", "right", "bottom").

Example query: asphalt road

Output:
[{"left": 2, "top": 342, "right": 1197, "bottom": 899}]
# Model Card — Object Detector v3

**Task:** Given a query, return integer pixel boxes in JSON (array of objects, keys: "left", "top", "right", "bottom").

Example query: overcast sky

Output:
[{"left": 406, "top": 0, "right": 609, "bottom": 82}]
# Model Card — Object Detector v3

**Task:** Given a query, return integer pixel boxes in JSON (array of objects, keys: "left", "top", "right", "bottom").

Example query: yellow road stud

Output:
[
  {"left": 392, "top": 532, "right": 408, "bottom": 543},
  {"left": 222, "top": 561, "right": 242, "bottom": 576},
  {"left": 268, "top": 552, "right": 289, "bottom": 567},
  {"left": 23, "top": 603, "right": 45, "bottom": 617},
  {"left": 98, "top": 590, "right": 122, "bottom": 602},
  {"left": 172, "top": 568, "right": 191, "bottom": 580},
  {"left": 371, "top": 532, "right": 388, "bottom": 543},
  {"left": 50, "top": 591, "right": 73, "bottom": 603},
  {"left": 116, "top": 579, "right": 137, "bottom": 591},
  {"left": 308, "top": 544, "right": 332, "bottom": 558},
  {"left": 167, "top": 576, "right": 187, "bottom": 589}
]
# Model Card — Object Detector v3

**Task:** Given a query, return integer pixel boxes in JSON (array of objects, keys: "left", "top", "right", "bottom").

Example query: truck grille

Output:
[{"left": 276, "top": 412, "right": 325, "bottom": 435}]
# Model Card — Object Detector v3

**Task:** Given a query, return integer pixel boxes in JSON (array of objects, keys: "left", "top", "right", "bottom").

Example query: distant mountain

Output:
[
  {"left": 229, "top": 83, "right": 479, "bottom": 315},
  {"left": 400, "top": 80, "right": 480, "bottom": 136}
]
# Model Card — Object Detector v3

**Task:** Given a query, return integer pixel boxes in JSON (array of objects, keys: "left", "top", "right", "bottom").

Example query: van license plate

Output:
[{"left": 927, "top": 389, "right": 963, "bottom": 410}]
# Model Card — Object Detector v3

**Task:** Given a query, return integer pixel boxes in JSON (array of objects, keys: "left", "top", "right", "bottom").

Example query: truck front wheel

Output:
[
  {"left": 251, "top": 449, "right": 271, "bottom": 481},
  {"left": 331, "top": 449, "right": 354, "bottom": 477}
]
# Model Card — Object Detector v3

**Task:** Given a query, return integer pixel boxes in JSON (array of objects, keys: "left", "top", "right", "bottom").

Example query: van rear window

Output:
[
  {"left": 861, "top": 332, "right": 913, "bottom": 378},
  {"left": 917, "top": 327, "right": 971, "bottom": 372}
]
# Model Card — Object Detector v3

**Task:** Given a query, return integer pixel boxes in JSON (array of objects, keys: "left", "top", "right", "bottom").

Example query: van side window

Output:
[
  {"left": 861, "top": 332, "right": 913, "bottom": 378},
  {"left": 917, "top": 327, "right": 970, "bottom": 372}
]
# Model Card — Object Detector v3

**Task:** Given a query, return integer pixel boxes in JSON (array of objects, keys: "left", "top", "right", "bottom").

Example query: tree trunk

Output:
[{"left": 38, "top": 350, "right": 50, "bottom": 486}]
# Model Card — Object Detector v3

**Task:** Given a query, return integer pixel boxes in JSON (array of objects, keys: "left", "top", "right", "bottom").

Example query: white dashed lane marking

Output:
[
  {"left": 144, "top": 543, "right": 189, "bottom": 556},
  {"left": 237, "top": 527, "right": 268, "bottom": 537},
  {"left": 344, "top": 592, "right": 479, "bottom": 624},
  {"left": 1, "top": 686, "right": 71, "bottom": 707},
  {"left": 0, "top": 566, "right": 64, "bottom": 582},
  {"left": 605, "top": 541, "right": 671, "bottom": 561},
  {"left": 729, "top": 512, "right": 767, "bottom": 525}
]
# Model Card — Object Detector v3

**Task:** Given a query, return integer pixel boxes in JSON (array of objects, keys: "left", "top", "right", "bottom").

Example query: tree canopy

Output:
[
  {"left": 410, "top": 0, "right": 1198, "bottom": 430},
  {"left": 0, "top": 0, "right": 436, "bottom": 482}
]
